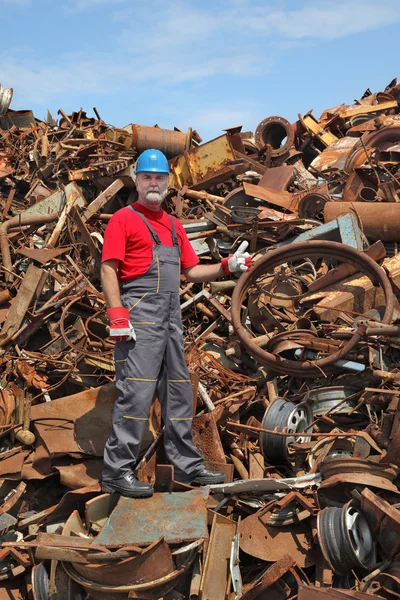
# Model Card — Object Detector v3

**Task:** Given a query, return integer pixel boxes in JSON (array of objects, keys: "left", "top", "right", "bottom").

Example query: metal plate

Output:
[
  {"left": 239, "top": 511, "right": 314, "bottom": 567},
  {"left": 92, "top": 489, "right": 209, "bottom": 547}
]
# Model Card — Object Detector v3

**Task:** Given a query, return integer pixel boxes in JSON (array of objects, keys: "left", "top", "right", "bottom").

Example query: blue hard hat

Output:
[{"left": 135, "top": 149, "right": 170, "bottom": 175}]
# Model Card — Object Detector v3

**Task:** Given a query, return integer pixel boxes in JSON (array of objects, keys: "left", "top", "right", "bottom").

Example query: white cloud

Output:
[
  {"left": 0, "top": 54, "right": 123, "bottom": 103},
  {"left": 242, "top": 0, "right": 400, "bottom": 40}
]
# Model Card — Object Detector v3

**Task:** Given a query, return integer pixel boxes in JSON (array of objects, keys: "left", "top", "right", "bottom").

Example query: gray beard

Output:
[
  {"left": 136, "top": 181, "right": 169, "bottom": 207},
  {"left": 146, "top": 191, "right": 166, "bottom": 203}
]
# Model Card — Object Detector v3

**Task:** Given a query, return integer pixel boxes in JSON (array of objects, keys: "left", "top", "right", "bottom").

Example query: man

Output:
[{"left": 101, "top": 149, "right": 252, "bottom": 498}]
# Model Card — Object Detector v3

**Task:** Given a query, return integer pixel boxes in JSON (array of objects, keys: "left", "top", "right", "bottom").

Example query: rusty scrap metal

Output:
[{"left": 1, "top": 77, "right": 400, "bottom": 597}]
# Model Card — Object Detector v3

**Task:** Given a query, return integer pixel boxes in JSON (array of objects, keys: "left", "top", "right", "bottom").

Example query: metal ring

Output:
[
  {"left": 254, "top": 116, "right": 295, "bottom": 157},
  {"left": 231, "top": 241, "right": 394, "bottom": 377}
]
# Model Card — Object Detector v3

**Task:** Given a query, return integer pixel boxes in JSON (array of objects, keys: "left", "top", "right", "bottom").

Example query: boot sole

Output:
[
  {"left": 190, "top": 476, "right": 226, "bottom": 485},
  {"left": 101, "top": 482, "right": 153, "bottom": 498}
]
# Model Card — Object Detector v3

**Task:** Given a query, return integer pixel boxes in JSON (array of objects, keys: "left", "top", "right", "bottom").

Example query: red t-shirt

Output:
[{"left": 101, "top": 202, "right": 199, "bottom": 281}]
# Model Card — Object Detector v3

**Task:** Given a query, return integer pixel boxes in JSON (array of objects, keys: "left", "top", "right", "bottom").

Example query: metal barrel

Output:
[
  {"left": 324, "top": 201, "right": 400, "bottom": 241},
  {"left": 130, "top": 124, "right": 191, "bottom": 158}
]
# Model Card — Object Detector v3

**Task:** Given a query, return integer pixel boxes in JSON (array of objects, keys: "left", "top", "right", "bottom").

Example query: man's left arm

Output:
[
  {"left": 183, "top": 241, "right": 252, "bottom": 283},
  {"left": 183, "top": 262, "right": 225, "bottom": 283}
]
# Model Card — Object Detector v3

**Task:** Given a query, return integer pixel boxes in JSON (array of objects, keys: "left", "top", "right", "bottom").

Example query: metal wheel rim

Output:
[
  {"left": 231, "top": 241, "right": 394, "bottom": 377},
  {"left": 286, "top": 404, "right": 312, "bottom": 445},
  {"left": 343, "top": 504, "right": 373, "bottom": 564},
  {"left": 260, "top": 398, "right": 312, "bottom": 461}
]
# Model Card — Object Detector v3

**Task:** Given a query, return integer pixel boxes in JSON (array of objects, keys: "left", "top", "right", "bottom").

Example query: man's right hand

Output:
[{"left": 107, "top": 307, "right": 136, "bottom": 343}]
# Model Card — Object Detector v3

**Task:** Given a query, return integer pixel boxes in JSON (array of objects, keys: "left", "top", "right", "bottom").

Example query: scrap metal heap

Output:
[{"left": 2, "top": 79, "right": 400, "bottom": 598}]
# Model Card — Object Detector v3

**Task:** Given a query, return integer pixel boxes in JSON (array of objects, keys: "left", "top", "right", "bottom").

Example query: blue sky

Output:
[{"left": 1, "top": 0, "right": 399, "bottom": 142}]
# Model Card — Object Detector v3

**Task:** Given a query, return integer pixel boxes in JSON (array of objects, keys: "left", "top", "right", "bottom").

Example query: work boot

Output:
[
  {"left": 101, "top": 473, "right": 154, "bottom": 498},
  {"left": 179, "top": 468, "right": 226, "bottom": 486}
]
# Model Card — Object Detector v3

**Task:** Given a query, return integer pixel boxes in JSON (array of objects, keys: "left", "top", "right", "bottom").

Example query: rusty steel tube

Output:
[
  {"left": 358, "top": 187, "right": 377, "bottom": 202},
  {"left": 254, "top": 116, "right": 294, "bottom": 156},
  {"left": 324, "top": 201, "right": 400, "bottom": 241},
  {"left": 0, "top": 212, "right": 59, "bottom": 282},
  {"left": 130, "top": 124, "right": 191, "bottom": 158},
  {"left": 231, "top": 241, "right": 394, "bottom": 377}
]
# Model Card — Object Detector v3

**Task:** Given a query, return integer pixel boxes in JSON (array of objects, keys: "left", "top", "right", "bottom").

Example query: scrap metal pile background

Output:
[{"left": 1, "top": 78, "right": 400, "bottom": 598}]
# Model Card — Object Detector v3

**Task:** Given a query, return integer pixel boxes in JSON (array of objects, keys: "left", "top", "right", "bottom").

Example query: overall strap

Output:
[
  {"left": 128, "top": 206, "right": 161, "bottom": 245},
  {"left": 168, "top": 215, "right": 179, "bottom": 247}
]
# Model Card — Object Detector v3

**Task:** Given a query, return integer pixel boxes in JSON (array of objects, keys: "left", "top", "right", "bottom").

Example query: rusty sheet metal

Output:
[
  {"left": 16, "top": 246, "right": 72, "bottom": 265},
  {"left": 30, "top": 384, "right": 117, "bottom": 457},
  {"left": 192, "top": 411, "right": 227, "bottom": 464},
  {"left": 85, "top": 493, "right": 119, "bottom": 532},
  {"left": 92, "top": 488, "right": 209, "bottom": 547},
  {"left": 0, "top": 450, "right": 30, "bottom": 479},
  {"left": 0, "top": 264, "right": 45, "bottom": 340},
  {"left": 200, "top": 512, "right": 236, "bottom": 600},
  {"left": 243, "top": 181, "right": 300, "bottom": 213},
  {"left": 240, "top": 554, "right": 296, "bottom": 600},
  {"left": 55, "top": 459, "right": 104, "bottom": 489},
  {"left": 42, "top": 486, "right": 101, "bottom": 526},
  {"left": 21, "top": 181, "right": 85, "bottom": 218},
  {"left": 82, "top": 178, "right": 124, "bottom": 222},
  {"left": 65, "top": 547, "right": 197, "bottom": 598},
  {"left": 298, "top": 585, "right": 382, "bottom": 599},
  {"left": 258, "top": 165, "right": 296, "bottom": 192},
  {"left": 310, "top": 136, "right": 360, "bottom": 173},
  {"left": 73, "top": 537, "right": 174, "bottom": 587},
  {"left": 239, "top": 507, "right": 314, "bottom": 567},
  {"left": 361, "top": 488, "right": 400, "bottom": 560}
]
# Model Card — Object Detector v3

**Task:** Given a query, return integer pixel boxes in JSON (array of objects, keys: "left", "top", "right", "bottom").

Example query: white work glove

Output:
[
  {"left": 107, "top": 307, "right": 136, "bottom": 343},
  {"left": 221, "top": 241, "right": 252, "bottom": 275}
]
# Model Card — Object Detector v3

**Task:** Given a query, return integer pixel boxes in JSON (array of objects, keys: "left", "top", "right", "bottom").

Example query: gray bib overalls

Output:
[{"left": 102, "top": 206, "right": 203, "bottom": 481}]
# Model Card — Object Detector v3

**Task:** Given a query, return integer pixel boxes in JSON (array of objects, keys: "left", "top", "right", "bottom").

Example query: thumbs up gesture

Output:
[{"left": 221, "top": 241, "right": 252, "bottom": 275}]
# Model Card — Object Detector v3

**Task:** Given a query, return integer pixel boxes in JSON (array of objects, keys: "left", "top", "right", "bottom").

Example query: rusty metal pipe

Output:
[
  {"left": 0, "top": 213, "right": 59, "bottom": 282},
  {"left": 324, "top": 201, "right": 400, "bottom": 241},
  {"left": 130, "top": 124, "right": 191, "bottom": 158},
  {"left": 231, "top": 240, "right": 394, "bottom": 377},
  {"left": 183, "top": 189, "right": 224, "bottom": 204},
  {"left": 210, "top": 280, "right": 236, "bottom": 295},
  {"left": 358, "top": 187, "right": 377, "bottom": 202},
  {"left": 227, "top": 420, "right": 372, "bottom": 439},
  {"left": 254, "top": 116, "right": 294, "bottom": 156}
]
